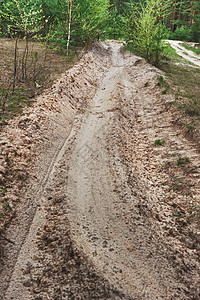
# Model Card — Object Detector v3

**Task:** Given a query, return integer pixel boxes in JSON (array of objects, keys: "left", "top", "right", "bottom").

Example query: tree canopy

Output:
[{"left": 0, "top": 0, "right": 199, "bottom": 55}]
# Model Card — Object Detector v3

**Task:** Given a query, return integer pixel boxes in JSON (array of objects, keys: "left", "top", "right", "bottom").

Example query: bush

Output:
[
  {"left": 129, "top": 0, "right": 171, "bottom": 66},
  {"left": 170, "top": 26, "right": 192, "bottom": 42}
]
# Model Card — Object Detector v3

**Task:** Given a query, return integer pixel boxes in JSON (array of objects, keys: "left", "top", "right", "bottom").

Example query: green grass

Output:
[
  {"left": 156, "top": 75, "right": 170, "bottom": 94},
  {"left": 160, "top": 53, "right": 200, "bottom": 118},
  {"left": 0, "top": 87, "right": 31, "bottom": 126},
  {"left": 185, "top": 124, "right": 194, "bottom": 130},
  {"left": 182, "top": 42, "right": 200, "bottom": 55},
  {"left": 154, "top": 139, "right": 165, "bottom": 146},
  {"left": 164, "top": 43, "right": 180, "bottom": 58},
  {"left": 177, "top": 156, "right": 191, "bottom": 166}
]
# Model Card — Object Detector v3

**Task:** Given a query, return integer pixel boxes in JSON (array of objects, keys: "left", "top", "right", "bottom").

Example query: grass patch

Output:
[
  {"left": 177, "top": 156, "right": 191, "bottom": 166},
  {"left": 164, "top": 43, "right": 180, "bottom": 59},
  {"left": 160, "top": 48, "right": 200, "bottom": 122},
  {"left": 185, "top": 124, "right": 194, "bottom": 130},
  {"left": 156, "top": 75, "right": 169, "bottom": 94},
  {"left": 154, "top": 139, "right": 165, "bottom": 146},
  {"left": 182, "top": 42, "right": 200, "bottom": 55}
]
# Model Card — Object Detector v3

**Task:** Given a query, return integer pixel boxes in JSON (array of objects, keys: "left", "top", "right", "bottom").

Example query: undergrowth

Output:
[
  {"left": 160, "top": 45, "right": 200, "bottom": 120},
  {"left": 0, "top": 38, "right": 83, "bottom": 129}
]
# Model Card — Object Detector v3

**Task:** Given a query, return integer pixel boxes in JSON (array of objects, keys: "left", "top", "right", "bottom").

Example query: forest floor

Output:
[
  {"left": 0, "top": 38, "right": 82, "bottom": 127},
  {"left": 0, "top": 41, "right": 200, "bottom": 300}
]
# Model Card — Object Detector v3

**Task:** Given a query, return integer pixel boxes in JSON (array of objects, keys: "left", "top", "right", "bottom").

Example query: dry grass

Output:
[{"left": 0, "top": 38, "right": 82, "bottom": 127}]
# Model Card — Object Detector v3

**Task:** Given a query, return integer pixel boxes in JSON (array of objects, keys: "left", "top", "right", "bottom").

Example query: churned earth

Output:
[{"left": 0, "top": 41, "right": 200, "bottom": 300}]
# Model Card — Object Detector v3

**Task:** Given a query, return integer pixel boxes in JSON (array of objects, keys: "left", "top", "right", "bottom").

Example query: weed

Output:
[
  {"left": 154, "top": 139, "right": 165, "bottom": 146},
  {"left": 0, "top": 187, "right": 7, "bottom": 197},
  {"left": 145, "top": 81, "right": 149, "bottom": 87},
  {"left": 3, "top": 200, "right": 12, "bottom": 211},
  {"left": 162, "top": 89, "right": 168, "bottom": 94},
  {"left": 185, "top": 124, "right": 194, "bottom": 130},
  {"left": 172, "top": 211, "right": 182, "bottom": 217},
  {"left": 177, "top": 156, "right": 191, "bottom": 166},
  {"left": 156, "top": 75, "right": 169, "bottom": 94},
  {"left": 156, "top": 76, "right": 164, "bottom": 87}
]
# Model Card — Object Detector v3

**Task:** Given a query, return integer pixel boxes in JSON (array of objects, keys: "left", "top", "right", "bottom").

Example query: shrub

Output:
[
  {"left": 129, "top": 0, "right": 171, "bottom": 66},
  {"left": 170, "top": 26, "right": 192, "bottom": 42}
]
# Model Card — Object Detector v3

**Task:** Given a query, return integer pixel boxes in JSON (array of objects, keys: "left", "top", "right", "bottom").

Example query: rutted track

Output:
[
  {"left": 0, "top": 42, "right": 200, "bottom": 299},
  {"left": 166, "top": 39, "right": 200, "bottom": 67}
]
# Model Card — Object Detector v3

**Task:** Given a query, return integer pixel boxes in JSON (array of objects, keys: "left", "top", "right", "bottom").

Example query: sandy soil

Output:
[
  {"left": 0, "top": 41, "right": 200, "bottom": 300},
  {"left": 166, "top": 40, "right": 200, "bottom": 67}
]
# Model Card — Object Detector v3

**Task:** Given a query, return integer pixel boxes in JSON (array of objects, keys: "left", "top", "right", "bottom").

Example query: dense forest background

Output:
[{"left": 0, "top": 0, "right": 199, "bottom": 49}]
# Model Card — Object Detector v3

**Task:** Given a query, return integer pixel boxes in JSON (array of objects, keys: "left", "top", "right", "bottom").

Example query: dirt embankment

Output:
[
  {"left": 0, "top": 43, "right": 112, "bottom": 298},
  {"left": 0, "top": 42, "right": 200, "bottom": 300}
]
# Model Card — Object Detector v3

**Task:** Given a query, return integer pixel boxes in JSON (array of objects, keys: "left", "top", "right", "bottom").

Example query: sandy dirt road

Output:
[
  {"left": 0, "top": 41, "right": 200, "bottom": 299},
  {"left": 166, "top": 40, "right": 200, "bottom": 67}
]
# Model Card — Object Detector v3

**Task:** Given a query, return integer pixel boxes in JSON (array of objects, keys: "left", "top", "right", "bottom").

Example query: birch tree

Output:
[{"left": 67, "top": 0, "right": 72, "bottom": 55}]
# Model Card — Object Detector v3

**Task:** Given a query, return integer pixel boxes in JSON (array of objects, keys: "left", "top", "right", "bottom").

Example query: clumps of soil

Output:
[
  {"left": 173, "top": 115, "right": 200, "bottom": 153},
  {"left": 29, "top": 201, "right": 124, "bottom": 300},
  {"left": 105, "top": 61, "right": 200, "bottom": 299},
  {"left": 0, "top": 113, "right": 43, "bottom": 230}
]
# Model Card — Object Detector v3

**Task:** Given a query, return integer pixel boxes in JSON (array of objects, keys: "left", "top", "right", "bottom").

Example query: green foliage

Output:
[
  {"left": 104, "top": 1, "right": 131, "bottom": 40},
  {"left": 191, "top": 19, "right": 200, "bottom": 43},
  {"left": 154, "top": 139, "right": 165, "bottom": 146},
  {"left": 169, "top": 0, "right": 200, "bottom": 43},
  {"left": 170, "top": 25, "right": 192, "bottom": 42},
  {"left": 177, "top": 156, "right": 191, "bottom": 166},
  {"left": 0, "top": 0, "right": 43, "bottom": 37},
  {"left": 71, "top": 0, "right": 109, "bottom": 45},
  {"left": 0, "top": 0, "right": 200, "bottom": 52},
  {"left": 0, "top": 0, "right": 109, "bottom": 49},
  {"left": 128, "top": 0, "right": 171, "bottom": 65}
]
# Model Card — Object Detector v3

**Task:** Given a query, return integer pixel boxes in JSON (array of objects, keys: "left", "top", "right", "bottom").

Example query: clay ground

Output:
[{"left": 0, "top": 41, "right": 200, "bottom": 300}]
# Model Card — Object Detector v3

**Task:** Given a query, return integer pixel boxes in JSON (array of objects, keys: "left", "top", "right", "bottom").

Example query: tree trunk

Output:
[
  {"left": 12, "top": 37, "right": 18, "bottom": 94},
  {"left": 67, "top": 0, "right": 72, "bottom": 56}
]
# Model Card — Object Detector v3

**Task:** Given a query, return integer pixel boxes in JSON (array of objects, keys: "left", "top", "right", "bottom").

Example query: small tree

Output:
[
  {"left": 0, "top": 0, "right": 43, "bottom": 82},
  {"left": 70, "top": 0, "right": 109, "bottom": 46},
  {"left": 130, "top": 0, "right": 171, "bottom": 65}
]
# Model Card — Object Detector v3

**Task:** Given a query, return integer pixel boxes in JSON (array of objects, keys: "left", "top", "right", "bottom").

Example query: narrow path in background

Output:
[{"left": 166, "top": 39, "right": 200, "bottom": 67}]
